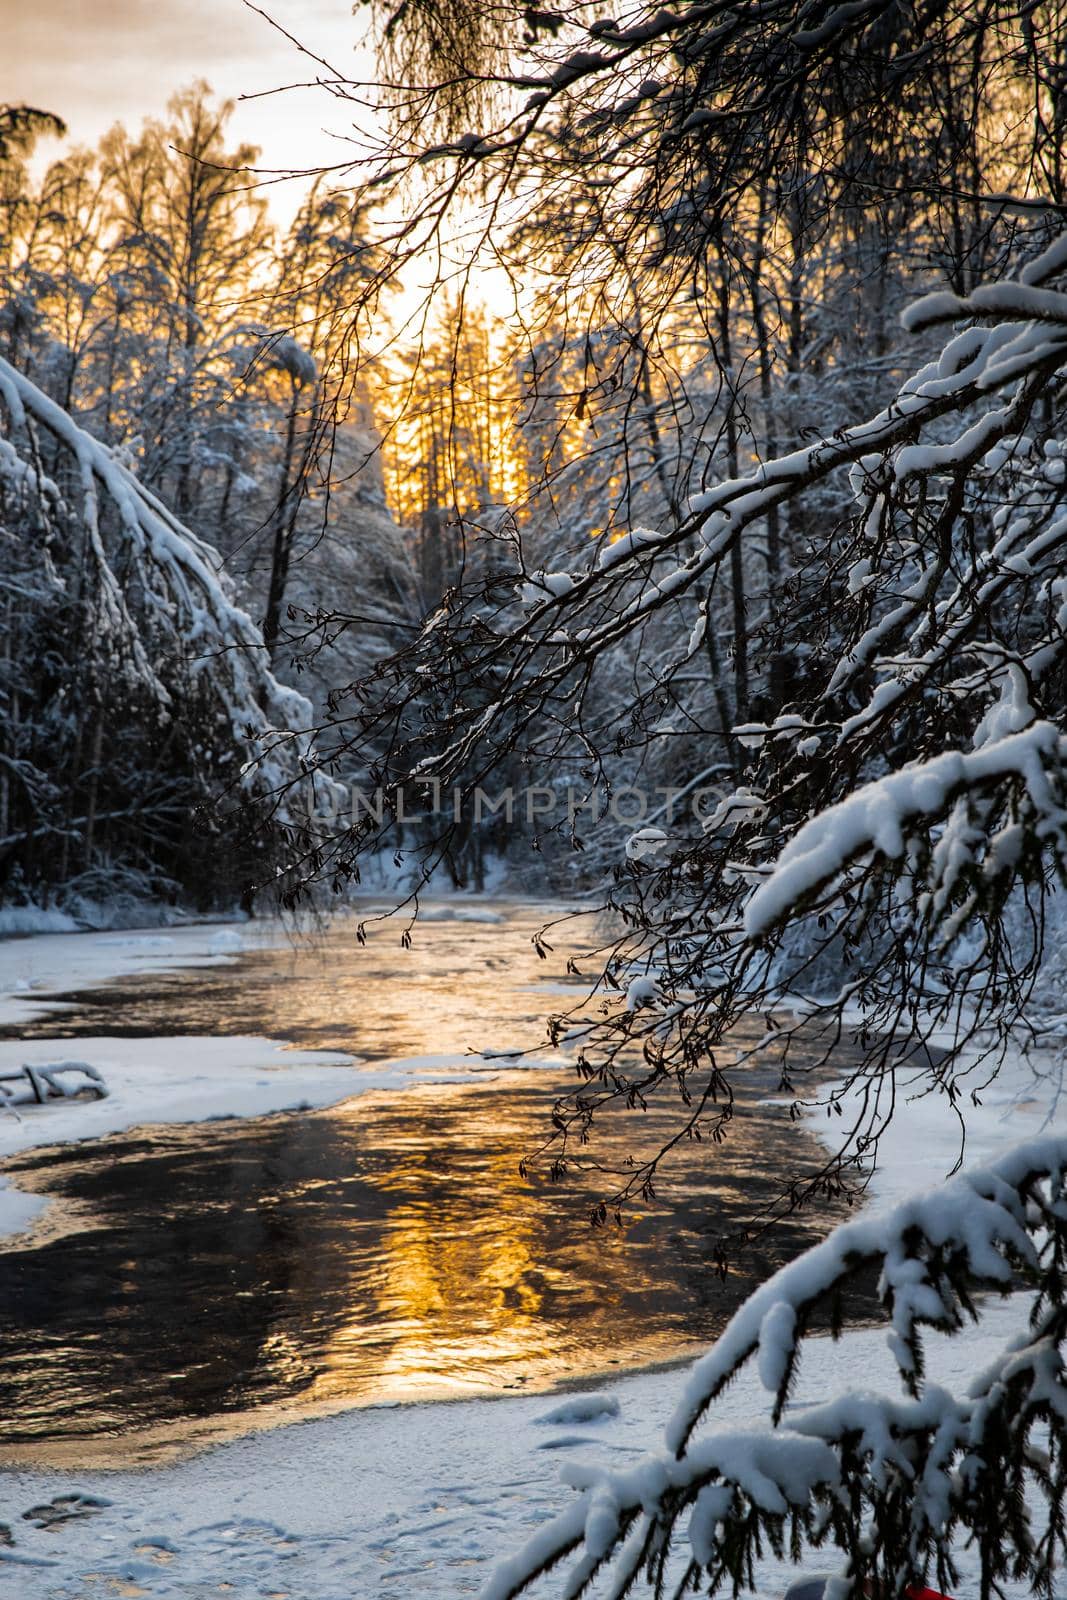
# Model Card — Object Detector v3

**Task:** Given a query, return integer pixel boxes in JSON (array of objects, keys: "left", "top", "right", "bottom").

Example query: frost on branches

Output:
[
  {"left": 486, "top": 1137, "right": 1067, "bottom": 1600},
  {"left": 0, "top": 356, "right": 319, "bottom": 908}
]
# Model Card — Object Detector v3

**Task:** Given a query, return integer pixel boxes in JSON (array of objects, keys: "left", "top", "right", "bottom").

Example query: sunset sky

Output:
[{"left": 4, "top": 0, "right": 374, "bottom": 212}]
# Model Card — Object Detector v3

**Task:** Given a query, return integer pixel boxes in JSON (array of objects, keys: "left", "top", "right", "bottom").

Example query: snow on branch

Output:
[
  {"left": 744, "top": 724, "right": 1067, "bottom": 939},
  {"left": 486, "top": 1137, "right": 1067, "bottom": 1600}
]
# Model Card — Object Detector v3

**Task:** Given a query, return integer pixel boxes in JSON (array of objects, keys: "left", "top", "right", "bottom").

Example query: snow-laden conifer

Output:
[{"left": 485, "top": 1137, "right": 1067, "bottom": 1600}]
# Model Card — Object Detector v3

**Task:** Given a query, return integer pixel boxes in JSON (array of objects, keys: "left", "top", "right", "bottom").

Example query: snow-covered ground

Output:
[
  {"left": 0, "top": 921, "right": 267, "bottom": 1029},
  {"left": 0, "top": 1299, "right": 1030, "bottom": 1599},
  {"left": 0, "top": 921, "right": 1059, "bottom": 1597}
]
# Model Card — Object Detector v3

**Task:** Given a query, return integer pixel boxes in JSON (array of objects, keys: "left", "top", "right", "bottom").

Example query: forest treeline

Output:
[
  {"left": 0, "top": 84, "right": 594, "bottom": 913},
  {"left": 2, "top": 7, "right": 1066, "bottom": 922}
]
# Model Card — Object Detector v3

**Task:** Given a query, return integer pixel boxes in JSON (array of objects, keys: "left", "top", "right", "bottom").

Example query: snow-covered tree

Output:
[
  {"left": 0, "top": 89, "right": 417, "bottom": 902},
  {"left": 0, "top": 354, "right": 320, "bottom": 909},
  {"left": 99, "top": 84, "right": 274, "bottom": 524}
]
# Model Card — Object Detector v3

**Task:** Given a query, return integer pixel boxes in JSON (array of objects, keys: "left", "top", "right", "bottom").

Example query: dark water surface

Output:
[{"left": 0, "top": 906, "right": 868, "bottom": 1464}]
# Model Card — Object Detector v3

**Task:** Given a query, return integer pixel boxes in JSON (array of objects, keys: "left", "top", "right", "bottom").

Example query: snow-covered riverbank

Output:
[
  {"left": 0, "top": 921, "right": 262, "bottom": 1029},
  {"left": 0, "top": 1294, "right": 1033, "bottom": 1599},
  {"left": 0, "top": 923, "right": 368, "bottom": 1243},
  {"left": 0, "top": 919, "right": 1058, "bottom": 1597}
]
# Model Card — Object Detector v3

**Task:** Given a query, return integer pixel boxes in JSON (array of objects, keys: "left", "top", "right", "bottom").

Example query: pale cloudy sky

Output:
[{"left": 3, "top": 0, "right": 376, "bottom": 211}]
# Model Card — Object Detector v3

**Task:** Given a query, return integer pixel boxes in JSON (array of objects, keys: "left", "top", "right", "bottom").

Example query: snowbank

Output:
[
  {"left": 822, "top": 1024, "right": 1060, "bottom": 1213},
  {"left": 0, "top": 921, "right": 266, "bottom": 1028},
  {"left": 0, "top": 906, "right": 80, "bottom": 937},
  {"left": 0, "top": 1034, "right": 382, "bottom": 1240}
]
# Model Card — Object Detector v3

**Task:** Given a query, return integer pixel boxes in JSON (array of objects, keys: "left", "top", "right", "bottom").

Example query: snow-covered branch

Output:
[
  {"left": 745, "top": 723, "right": 1067, "bottom": 939},
  {"left": 487, "top": 1138, "right": 1067, "bottom": 1600}
]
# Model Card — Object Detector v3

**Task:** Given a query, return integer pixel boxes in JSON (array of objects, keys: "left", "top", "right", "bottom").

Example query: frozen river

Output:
[{"left": 0, "top": 904, "right": 866, "bottom": 1465}]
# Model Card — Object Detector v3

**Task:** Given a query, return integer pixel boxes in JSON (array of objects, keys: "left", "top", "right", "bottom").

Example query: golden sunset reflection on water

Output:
[{"left": 0, "top": 904, "right": 870, "bottom": 1463}]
